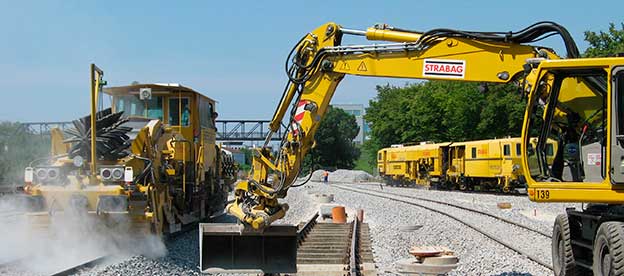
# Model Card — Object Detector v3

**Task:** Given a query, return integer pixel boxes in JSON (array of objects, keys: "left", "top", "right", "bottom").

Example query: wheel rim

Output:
[{"left": 601, "top": 243, "right": 612, "bottom": 276}]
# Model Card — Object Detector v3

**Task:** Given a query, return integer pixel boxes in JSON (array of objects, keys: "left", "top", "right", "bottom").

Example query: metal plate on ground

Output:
[
  {"left": 396, "top": 258, "right": 459, "bottom": 275},
  {"left": 199, "top": 223, "right": 297, "bottom": 274},
  {"left": 399, "top": 224, "right": 423, "bottom": 232}
]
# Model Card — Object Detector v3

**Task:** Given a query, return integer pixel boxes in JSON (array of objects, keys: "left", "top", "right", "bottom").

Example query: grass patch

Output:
[{"left": 354, "top": 146, "right": 374, "bottom": 174}]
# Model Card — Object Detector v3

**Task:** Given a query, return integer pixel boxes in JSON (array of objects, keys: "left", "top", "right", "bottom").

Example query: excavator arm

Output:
[{"left": 226, "top": 21, "right": 581, "bottom": 230}]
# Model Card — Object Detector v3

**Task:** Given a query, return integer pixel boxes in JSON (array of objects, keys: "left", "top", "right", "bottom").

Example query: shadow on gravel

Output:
[
  {"left": 161, "top": 228, "right": 200, "bottom": 272},
  {"left": 491, "top": 272, "right": 534, "bottom": 276}
]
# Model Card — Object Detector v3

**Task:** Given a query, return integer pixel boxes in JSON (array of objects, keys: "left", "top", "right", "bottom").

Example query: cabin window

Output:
[
  {"left": 169, "top": 98, "right": 191, "bottom": 126},
  {"left": 115, "top": 95, "right": 163, "bottom": 120},
  {"left": 546, "top": 143, "right": 554, "bottom": 156},
  {"left": 525, "top": 68, "right": 606, "bottom": 182},
  {"left": 516, "top": 143, "right": 521, "bottom": 156},
  {"left": 471, "top": 147, "right": 476, "bottom": 158},
  {"left": 503, "top": 144, "right": 510, "bottom": 156},
  {"left": 378, "top": 153, "right": 382, "bottom": 160},
  {"left": 199, "top": 99, "right": 215, "bottom": 129}
]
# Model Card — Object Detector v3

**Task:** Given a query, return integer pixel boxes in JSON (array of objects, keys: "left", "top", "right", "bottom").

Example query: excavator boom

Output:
[
  {"left": 225, "top": 21, "right": 573, "bottom": 229},
  {"left": 202, "top": 21, "right": 617, "bottom": 274}
]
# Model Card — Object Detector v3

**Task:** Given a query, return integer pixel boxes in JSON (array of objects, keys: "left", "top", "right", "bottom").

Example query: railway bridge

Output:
[{"left": 19, "top": 120, "right": 285, "bottom": 142}]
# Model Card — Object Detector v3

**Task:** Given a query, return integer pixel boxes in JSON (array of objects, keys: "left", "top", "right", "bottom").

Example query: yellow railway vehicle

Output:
[
  {"left": 378, "top": 137, "right": 557, "bottom": 192},
  {"left": 377, "top": 142, "right": 449, "bottom": 187},
  {"left": 21, "top": 65, "right": 236, "bottom": 235}
]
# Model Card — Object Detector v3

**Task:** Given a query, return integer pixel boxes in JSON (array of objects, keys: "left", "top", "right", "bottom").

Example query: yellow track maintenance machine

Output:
[
  {"left": 200, "top": 21, "right": 623, "bottom": 275},
  {"left": 377, "top": 137, "right": 558, "bottom": 193},
  {"left": 21, "top": 64, "right": 236, "bottom": 236}
]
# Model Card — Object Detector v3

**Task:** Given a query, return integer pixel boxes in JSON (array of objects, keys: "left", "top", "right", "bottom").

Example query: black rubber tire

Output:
[
  {"left": 593, "top": 222, "right": 624, "bottom": 276},
  {"left": 552, "top": 214, "right": 577, "bottom": 276}
]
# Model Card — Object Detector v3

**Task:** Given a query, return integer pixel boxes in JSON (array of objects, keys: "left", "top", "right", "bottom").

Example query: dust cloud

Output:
[{"left": 0, "top": 194, "right": 166, "bottom": 274}]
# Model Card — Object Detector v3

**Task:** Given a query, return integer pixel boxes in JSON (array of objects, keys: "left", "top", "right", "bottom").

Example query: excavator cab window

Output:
[{"left": 526, "top": 68, "right": 607, "bottom": 183}]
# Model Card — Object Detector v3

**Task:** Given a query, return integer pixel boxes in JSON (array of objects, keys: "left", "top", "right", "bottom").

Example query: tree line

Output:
[{"left": 0, "top": 122, "right": 50, "bottom": 185}]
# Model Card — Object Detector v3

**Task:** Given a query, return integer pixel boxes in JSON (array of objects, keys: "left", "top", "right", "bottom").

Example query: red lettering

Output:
[{"left": 425, "top": 62, "right": 465, "bottom": 76}]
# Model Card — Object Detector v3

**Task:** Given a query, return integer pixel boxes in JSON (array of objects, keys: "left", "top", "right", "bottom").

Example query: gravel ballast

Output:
[
  {"left": 2, "top": 173, "right": 575, "bottom": 275},
  {"left": 74, "top": 185, "right": 319, "bottom": 276},
  {"left": 304, "top": 179, "right": 556, "bottom": 275}
]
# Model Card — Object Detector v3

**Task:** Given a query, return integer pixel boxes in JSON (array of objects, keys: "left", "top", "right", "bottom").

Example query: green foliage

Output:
[
  {"left": 363, "top": 81, "right": 525, "bottom": 162},
  {"left": 353, "top": 144, "right": 374, "bottom": 174},
  {"left": 304, "top": 106, "right": 360, "bottom": 170},
  {"left": 0, "top": 122, "right": 51, "bottom": 185},
  {"left": 236, "top": 147, "right": 253, "bottom": 172},
  {"left": 584, "top": 22, "right": 624, "bottom": 58},
  {"left": 240, "top": 148, "right": 252, "bottom": 164}
]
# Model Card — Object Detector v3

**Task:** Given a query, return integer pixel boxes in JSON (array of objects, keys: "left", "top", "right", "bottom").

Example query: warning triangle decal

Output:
[{"left": 357, "top": 61, "right": 367, "bottom": 71}]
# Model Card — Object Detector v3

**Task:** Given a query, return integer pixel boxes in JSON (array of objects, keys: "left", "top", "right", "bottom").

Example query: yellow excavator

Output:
[{"left": 202, "top": 21, "right": 622, "bottom": 275}]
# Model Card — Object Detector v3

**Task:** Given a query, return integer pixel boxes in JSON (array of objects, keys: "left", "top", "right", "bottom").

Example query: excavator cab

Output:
[
  {"left": 522, "top": 59, "right": 624, "bottom": 274},
  {"left": 522, "top": 59, "right": 620, "bottom": 200}
]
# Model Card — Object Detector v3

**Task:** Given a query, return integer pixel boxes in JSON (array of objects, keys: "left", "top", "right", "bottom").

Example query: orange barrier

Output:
[{"left": 332, "top": 206, "right": 347, "bottom": 223}]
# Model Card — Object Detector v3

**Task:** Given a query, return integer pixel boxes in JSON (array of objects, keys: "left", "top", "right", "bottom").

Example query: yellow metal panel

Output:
[
  {"left": 331, "top": 36, "right": 537, "bottom": 82},
  {"left": 529, "top": 187, "right": 624, "bottom": 203}
]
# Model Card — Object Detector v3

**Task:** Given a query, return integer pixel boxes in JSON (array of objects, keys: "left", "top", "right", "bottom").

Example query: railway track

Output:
[
  {"left": 296, "top": 212, "right": 376, "bottom": 275},
  {"left": 0, "top": 209, "right": 228, "bottom": 276},
  {"left": 49, "top": 255, "right": 112, "bottom": 276},
  {"left": 333, "top": 184, "right": 553, "bottom": 271},
  {"left": 363, "top": 185, "right": 550, "bottom": 238},
  {"left": 0, "top": 254, "right": 111, "bottom": 276},
  {"left": 382, "top": 181, "right": 528, "bottom": 196}
]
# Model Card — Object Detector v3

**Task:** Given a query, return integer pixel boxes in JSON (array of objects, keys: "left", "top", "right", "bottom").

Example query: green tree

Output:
[
  {"left": 0, "top": 122, "right": 51, "bottom": 185},
  {"left": 584, "top": 22, "right": 624, "bottom": 57},
  {"left": 304, "top": 106, "right": 360, "bottom": 170},
  {"left": 363, "top": 81, "right": 524, "bottom": 166}
]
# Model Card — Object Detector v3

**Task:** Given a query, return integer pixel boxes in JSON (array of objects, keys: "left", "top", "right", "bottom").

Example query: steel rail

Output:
[
  {"left": 49, "top": 255, "right": 110, "bottom": 276},
  {"left": 359, "top": 186, "right": 551, "bottom": 238},
  {"left": 381, "top": 179, "right": 529, "bottom": 197},
  {"left": 334, "top": 184, "right": 553, "bottom": 271},
  {"left": 296, "top": 212, "right": 319, "bottom": 245},
  {"left": 348, "top": 216, "right": 360, "bottom": 276}
]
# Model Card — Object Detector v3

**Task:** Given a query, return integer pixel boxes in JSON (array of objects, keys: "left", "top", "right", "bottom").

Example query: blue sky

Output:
[{"left": 1, "top": 0, "right": 622, "bottom": 122}]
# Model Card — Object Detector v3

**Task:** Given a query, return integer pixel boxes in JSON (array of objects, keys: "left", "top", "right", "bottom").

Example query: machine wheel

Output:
[
  {"left": 552, "top": 214, "right": 577, "bottom": 276},
  {"left": 459, "top": 178, "right": 468, "bottom": 191},
  {"left": 593, "top": 222, "right": 624, "bottom": 276}
]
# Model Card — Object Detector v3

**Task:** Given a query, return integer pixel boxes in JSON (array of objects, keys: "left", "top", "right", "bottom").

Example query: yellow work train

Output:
[
  {"left": 21, "top": 67, "right": 236, "bottom": 236},
  {"left": 378, "top": 137, "right": 556, "bottom": 193}
]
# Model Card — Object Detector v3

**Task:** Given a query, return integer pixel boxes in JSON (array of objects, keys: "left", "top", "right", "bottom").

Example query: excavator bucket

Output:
[{"left": 199, "top": 223, "right": 298, "bottom": 274}]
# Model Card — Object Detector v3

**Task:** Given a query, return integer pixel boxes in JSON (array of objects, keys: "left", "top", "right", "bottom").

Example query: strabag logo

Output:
[{"left": 423, "top": 59, "right": 465, "bottom": 79}]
